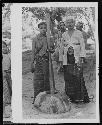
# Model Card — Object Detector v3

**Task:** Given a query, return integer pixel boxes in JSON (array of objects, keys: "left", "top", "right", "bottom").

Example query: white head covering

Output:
[{"left": 65, "top": 11, "right": 76, "bottom": 23}]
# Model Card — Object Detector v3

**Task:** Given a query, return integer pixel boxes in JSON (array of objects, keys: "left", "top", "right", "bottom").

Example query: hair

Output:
[{"left": 38, "top": 22, "right": 47, "bottom": 28}]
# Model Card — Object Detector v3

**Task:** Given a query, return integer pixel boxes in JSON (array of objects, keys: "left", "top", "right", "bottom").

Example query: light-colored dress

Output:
[{"left": 59, "top": 29, "right": 86, "bottom": 65}]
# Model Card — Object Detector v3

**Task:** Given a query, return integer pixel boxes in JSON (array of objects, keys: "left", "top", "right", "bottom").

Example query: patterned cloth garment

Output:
[
  {"left": 63, "top": 64, "right": 89, "bottom": 102},
  {"left": 32, "top": 34, "right": 54, "bottom": 100},
  {"left": 2, "top": 53, "right": 11, "bottom": 105},
  {"left": 2, "top": 53, "right": 11, "bottom": 71},
  {"left": 32, "top": 34, "right": 54, "bottom": 60},
  {"left": 33, "top": 57, "right": 50, "bottom": 99},
  {"left": 59, "top": 29, "right": 89, "bottom": 103},
  {"left": 3, "top": 77, "right": 11, "bottom": 104}
]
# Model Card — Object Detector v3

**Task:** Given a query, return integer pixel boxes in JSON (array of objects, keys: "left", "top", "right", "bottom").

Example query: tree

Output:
[
  {"left": 2, "top": 3, "right": 12, "bottom": 51},
  {"left": 2, "top": 4, "right": 95, "bottom": 52},
  {"left": 22, "top": 7, "right": 95, "bottom": 41}
]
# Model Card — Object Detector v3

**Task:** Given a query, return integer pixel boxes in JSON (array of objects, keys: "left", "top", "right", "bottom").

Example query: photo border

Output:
[{"left": 10, "top": 2, "right": 99, "bottom": 123}]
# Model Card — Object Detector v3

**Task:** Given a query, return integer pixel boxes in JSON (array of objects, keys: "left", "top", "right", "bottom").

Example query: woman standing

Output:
[
  {"left": 59, "top": 16, "right": 90, "bottom": 103},
  {"left": 2, "top": 41, "right": 12, "bottom": 117},
  {"left": 31, "top": 22, "right": 55, "bottom": 103}
]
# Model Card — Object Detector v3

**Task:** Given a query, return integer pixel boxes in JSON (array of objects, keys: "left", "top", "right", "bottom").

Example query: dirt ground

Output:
[
  {"left": 3, "top": 50, "right": 96, "bottom": 122},
  {"left": 22, "top": 50, "right": 96, "bottom": 119}
]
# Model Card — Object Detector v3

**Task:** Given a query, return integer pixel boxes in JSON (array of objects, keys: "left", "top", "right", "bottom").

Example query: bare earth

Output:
[
  {"left": 3, "top": 50, "right": 96, "bottom": 121},
  {"left": 22, "top": 50, "right": 96, "bottom": 119}
]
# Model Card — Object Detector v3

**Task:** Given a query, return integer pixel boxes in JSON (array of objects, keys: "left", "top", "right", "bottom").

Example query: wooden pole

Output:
[{"left": 45, "top": 13, "right": 55, "bottom": 94}]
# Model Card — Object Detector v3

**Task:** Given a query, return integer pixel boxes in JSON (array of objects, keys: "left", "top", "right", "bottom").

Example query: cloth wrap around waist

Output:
[{"left": 33, "top": 49, "right": 50, "bottom": 99}]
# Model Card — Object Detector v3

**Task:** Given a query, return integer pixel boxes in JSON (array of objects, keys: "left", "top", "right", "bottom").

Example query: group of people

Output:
[
  {"left": 2, "top": 41, "right": 12, "bottom": 118},
  {"left": 2, "top": 14, "right": 92, "bottom": 118},
  {"left": 31, "top": 15, "right": 91, "bottom": 104},
  {"left": 53, "top": 20, "right": 90, "bottom": 73}
]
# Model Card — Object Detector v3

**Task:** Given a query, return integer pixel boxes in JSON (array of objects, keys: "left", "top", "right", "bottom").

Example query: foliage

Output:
[
  {"left": 2, "top": 3, "right": 96, "bottom": 52},
  {"left": 22, "top": 6, "right": 95, "bottom": 40},
  {"left": 2, "top": 3, "right": 12, "bottom": 50}
]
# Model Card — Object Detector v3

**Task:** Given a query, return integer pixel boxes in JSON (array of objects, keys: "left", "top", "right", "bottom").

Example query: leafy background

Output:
[
  {"left": 2, "top": 3, "right": 95, "bottom": 52},
  {"left": 2, "top": 3, "right": 97, "bottom": 120}
]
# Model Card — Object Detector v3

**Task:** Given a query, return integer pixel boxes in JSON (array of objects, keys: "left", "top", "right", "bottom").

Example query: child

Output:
[
  {"left": 31, "top": 22, "right": 55, "bottom": 103},
  {"left": 2, "top": 41, "right": 12, "bottom": 118}
]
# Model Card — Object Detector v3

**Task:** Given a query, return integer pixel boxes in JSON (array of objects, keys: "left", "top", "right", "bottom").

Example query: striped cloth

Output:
[
  {"left": 33, "top": 56, "right": 50, "bottom": 100},
  {"left": 3, "top": 77, "right": 11, "bottom": 105},
  {"left": 63, "top": 64, "right": 89, "bottom": 102},
  {"left": 2, "top": 53, "right": 11, "bottom": 105}
]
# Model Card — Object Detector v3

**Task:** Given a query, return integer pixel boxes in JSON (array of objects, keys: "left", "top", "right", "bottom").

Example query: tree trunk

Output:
[{"left": 45, "top": 13, "right": 55, "bottom": 94}]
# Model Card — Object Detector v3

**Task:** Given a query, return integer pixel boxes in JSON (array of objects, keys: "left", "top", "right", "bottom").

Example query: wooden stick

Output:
[{"left": 45, "top": 13, "right": 55, "bottom": 94}]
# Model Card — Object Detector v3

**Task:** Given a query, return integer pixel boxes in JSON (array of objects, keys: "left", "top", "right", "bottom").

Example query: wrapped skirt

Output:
[
  {"left": 33, "top": 56, "right": 50, "bottom": 99},
  {"left": 63, "top": 64, "right": 89, "bottom": 102}
]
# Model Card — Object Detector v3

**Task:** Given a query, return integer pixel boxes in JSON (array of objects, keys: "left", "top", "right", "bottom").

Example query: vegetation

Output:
[{"left": 2, "top": 3, "right": 96, "bottom": 67}]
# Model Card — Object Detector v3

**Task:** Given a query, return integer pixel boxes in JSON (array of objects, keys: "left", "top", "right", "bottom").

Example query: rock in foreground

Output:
[{"left": 34, "top": 91, "right": 71, "bottom": 114}]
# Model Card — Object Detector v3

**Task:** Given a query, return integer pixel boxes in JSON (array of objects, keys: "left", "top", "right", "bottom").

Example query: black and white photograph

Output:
[
  {"left": 21, "top": 3, "right": 99, "bottom": 121},
  {"left": 4, "top": 2, "right": 99, "bottom": 123},
  {"left": 2, "top": 3, "right": 12, "bottom": 122}
]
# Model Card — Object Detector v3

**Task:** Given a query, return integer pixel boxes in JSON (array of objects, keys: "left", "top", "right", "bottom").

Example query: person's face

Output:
[
  {"left": 2, "top": 43, "right": 8, "bottom": 54},
  {"left": 66, "top": 19, "right": 75, "bottom": 30},
  {"left": 39, "top": 24, "right": 47, "bottom": 35}
]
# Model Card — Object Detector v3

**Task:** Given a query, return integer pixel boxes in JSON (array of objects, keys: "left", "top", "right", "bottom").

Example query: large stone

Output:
[
  {"left": 34, "top": 91, "right": 71, "bottom": 114},
  {"left": 34, "top": 91, "right": 47, "bottom": 107}
]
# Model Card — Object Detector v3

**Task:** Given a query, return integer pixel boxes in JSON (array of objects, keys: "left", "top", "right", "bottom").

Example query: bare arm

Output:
[{"left": 79, "top": 32, "right": 86, "bottom": 58}]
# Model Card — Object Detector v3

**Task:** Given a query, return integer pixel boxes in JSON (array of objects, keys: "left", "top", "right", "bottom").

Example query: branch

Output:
[{"left": 79, "top": 8, "right": 95, "bottom": 41}]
